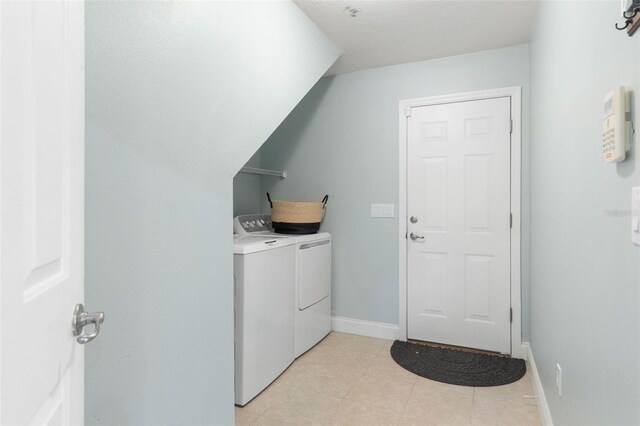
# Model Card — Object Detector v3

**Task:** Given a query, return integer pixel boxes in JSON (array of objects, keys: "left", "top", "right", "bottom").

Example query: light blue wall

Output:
[
  {"left": 529, "top": 2, "right": 640, "bottom": 424},
  {"left": 260, "top": 45, "right": 530, "bottom": 333},
  {"left": 234, "top": 152, "right": 263, "bottom": 216},
  {"left": 85, "top": 2, "right": 338, "bottom": 424}
]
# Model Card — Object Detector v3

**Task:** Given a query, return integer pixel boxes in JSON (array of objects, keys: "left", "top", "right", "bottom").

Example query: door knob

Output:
[
  {"left": 72, "top": 303, "right": 105, "bottom": 344},
  {"left": 410, "top": 216, "right": 419, "bottom": 224},
  {"left": 409, "top": 232, "right": 425, "bottom": 241}
]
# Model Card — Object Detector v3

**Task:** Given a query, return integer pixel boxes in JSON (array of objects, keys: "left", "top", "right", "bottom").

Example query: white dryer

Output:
[
  {"left": 233, "top": 233, "right": 295, "bottom": 406},
  {"left": 234, "top": 215, "right": 332, "bottom": 358},
  {"left": 291, "top": 232, "right": 332, "bottom": 357}
]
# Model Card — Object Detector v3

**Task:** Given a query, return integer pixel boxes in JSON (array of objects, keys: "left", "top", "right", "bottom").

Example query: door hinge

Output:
[
  {"left": 510, "top": 213, "right": 513, "bottom": 228},
  {"left": 510, "top": 118, "right": 513, "bottom": 134},
  {"left": 404, "top": 107, "right": 412, "bottom": 117},
  {"left": 510, "top": 308, "right": 513, "bottom": 323}
]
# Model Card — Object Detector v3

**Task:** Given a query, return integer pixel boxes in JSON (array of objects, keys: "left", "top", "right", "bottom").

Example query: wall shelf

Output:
[{"left": 239, "top": 167, "right": 286, "bottom": 178}]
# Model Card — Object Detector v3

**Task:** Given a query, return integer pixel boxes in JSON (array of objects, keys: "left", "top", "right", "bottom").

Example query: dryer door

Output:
[{"left": 298, "top": 240, "right": 331, "bottom": 310}]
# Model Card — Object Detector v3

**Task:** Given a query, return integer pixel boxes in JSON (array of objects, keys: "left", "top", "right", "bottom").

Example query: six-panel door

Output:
[
  {"left": 1, "top": 1, "right": 85, "bottom": 424},
  {"left": 407, "top": 97, "right": 512, "bottom": 354}
]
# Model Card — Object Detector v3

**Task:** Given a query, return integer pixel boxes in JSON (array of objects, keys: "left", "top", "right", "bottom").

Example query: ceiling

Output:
[{"left": 294, "top": 0, "right": 539, "bottom": 76}]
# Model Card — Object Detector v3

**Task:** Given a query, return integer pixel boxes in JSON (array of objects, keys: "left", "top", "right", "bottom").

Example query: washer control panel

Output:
[{"left": 234, "top": 214, "right": 274, "bottom": 235}]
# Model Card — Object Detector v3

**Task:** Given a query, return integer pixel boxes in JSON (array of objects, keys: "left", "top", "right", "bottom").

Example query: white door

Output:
[
  {"left": 407, "top": 97, "right": 512, "bottom": 354},
  {"left": 1, "top": 1, "right": 88, "bottom": 424}
]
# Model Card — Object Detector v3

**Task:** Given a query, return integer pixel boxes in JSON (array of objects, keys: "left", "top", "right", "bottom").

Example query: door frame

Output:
[{"left": 398, "top": 86, "right": 524, "bottom": 358}]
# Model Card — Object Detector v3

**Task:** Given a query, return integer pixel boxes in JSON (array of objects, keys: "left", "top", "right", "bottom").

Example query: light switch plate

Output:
[
  {"left": 371, "top": 203, "right": 395, "bottom": 218},
  {"left": 632, "top": 187, "right": 640, "bottom": 246}
]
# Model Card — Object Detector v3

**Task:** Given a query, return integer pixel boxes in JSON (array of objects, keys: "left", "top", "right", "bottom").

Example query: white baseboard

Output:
[
  {"left": 331, "top": 316, "right": 402, "bottom": 341},
  {"left": 525, "top": 342, "right": 554, "bottom": 426}
]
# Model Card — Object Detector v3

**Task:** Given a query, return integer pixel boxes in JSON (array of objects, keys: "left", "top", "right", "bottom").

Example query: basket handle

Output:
[
  {"left": 321, "top": 195, "right": 329, "bottom": 208},
  {"left": 266, "top": 192, "right": 273, "bottom": 208}
]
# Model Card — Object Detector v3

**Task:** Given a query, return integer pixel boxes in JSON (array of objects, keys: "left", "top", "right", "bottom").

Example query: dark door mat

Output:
[{"left": 390, "top": 340, "right": 526, "bottom": 387}]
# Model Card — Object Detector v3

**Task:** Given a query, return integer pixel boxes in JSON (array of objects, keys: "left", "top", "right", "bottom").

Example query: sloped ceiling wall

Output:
[{"left": 85, "top": 2, "right": 338, "bottom": 424}]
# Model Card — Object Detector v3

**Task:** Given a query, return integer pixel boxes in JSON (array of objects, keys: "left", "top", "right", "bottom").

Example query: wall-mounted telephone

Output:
[{"left": 602, "top": 86, "right": 632, "bottom": 163}]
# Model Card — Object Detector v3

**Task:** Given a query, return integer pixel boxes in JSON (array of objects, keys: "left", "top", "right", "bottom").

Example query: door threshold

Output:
[{"left": 407, "top": 339, "right": 511, "bottom": 358}]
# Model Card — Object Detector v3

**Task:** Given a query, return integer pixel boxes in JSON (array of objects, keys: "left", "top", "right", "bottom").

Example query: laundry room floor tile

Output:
[
  {"left": 235, "top": 407, "right": 259, "bottom": 426},
  {"left": 235, "top": 332, "right": 542, "bottom": 426},
  {"left": 472, "top": 395, "right": 541, "bottom": 426},
  {"left": 238, "top": 378, "right": 293, "bottom": 415},
  {"left": 295, "top": 344, "right": 376, "bottom": 372},
  {"left": 328, "top": 399, "right": 400, "bottom": 426},
  {"left": 344, "top": 372, "right": 416, "bottom": 412},
  {"left": 260, "top": 386, "right": 342, "bottom": 424},
  {"left": 286, "top": 362, "right": 363, "bottom": 399},
  {"left": 402, "top": 384, "right": 473, "bottom": 425},
  {"left": 473, "top": 367, "right": 535, "bottom": 404},
  {"left": 368, "top": 350, "right": 424, "bottom": 383}
]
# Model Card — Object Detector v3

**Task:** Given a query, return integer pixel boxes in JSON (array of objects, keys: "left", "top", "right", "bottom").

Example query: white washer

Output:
[
  {"left": 234, "top": 214, "right": 332, "bottom": 358},
  {"left": 233, "top": 234, "right": 295, "bottom": 406}
]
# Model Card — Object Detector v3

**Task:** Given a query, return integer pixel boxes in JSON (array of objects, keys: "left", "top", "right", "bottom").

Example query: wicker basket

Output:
[{"left": 267, "top": 193, "right": 329, "bottom": 234}]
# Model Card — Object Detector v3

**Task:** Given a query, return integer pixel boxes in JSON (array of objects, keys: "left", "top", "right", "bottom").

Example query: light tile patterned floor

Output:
[{"left": 235, "top": 332, "right": 541, "bottom": 426}]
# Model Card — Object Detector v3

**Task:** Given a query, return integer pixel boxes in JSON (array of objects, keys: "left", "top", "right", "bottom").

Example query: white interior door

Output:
[
  {"left": 1, "top": 1, "right": 86, "bottom": 424},
  {"left": 407, "top": 97, "right": 511, "bottom": 354}
]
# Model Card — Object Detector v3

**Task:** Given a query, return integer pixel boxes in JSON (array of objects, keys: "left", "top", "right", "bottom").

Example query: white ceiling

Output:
[{"left": 294, "top": 0, "right": 539, "bottom": 75}]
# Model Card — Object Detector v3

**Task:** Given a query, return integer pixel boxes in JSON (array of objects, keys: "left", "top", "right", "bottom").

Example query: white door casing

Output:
[
  {"left": 1, "top": 1, "right": 85, "bottom": 424},
  {"left": 406, "top": 97, "right": 511, "bottom": 354}
]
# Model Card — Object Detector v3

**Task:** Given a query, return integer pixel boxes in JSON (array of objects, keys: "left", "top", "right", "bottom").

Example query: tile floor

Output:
[{"left": 235, "top": 332, "right": 541, "bottom": 426}]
